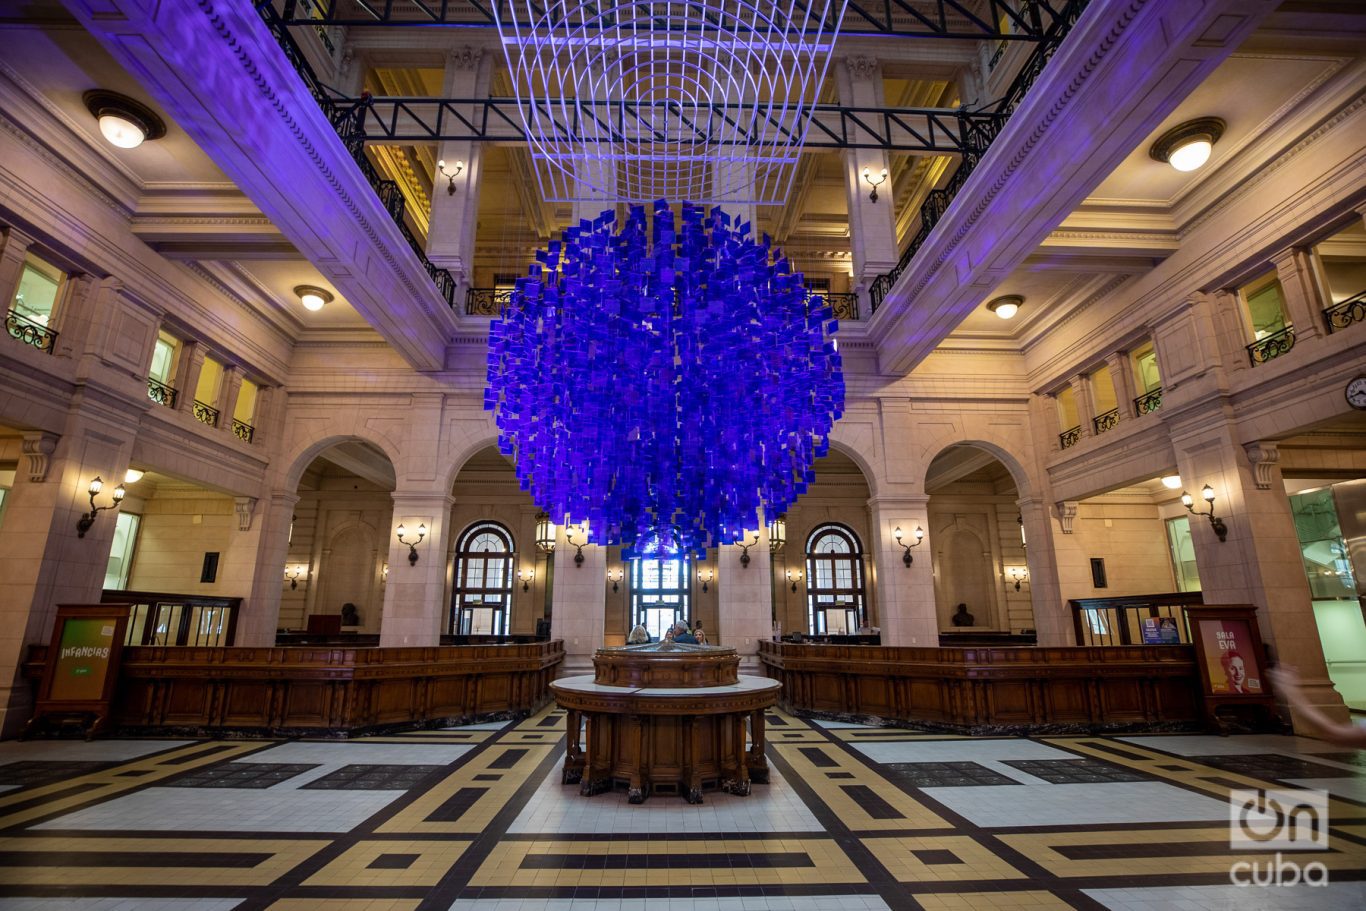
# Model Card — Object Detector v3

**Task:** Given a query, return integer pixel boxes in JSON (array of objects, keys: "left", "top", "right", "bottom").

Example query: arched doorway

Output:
[
  {"left": 804, "top": 523, "right": 867, "bottom": 634},
  {"left": 450, "top": 521, "right": 515, "bottom": 635},
  {"left": 925, "top": 444, "right": 1033, "bottom": 634}
]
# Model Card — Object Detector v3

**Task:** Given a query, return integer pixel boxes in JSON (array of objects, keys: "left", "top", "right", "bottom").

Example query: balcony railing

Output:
[
  {"left": 822, "top": 292, "right": 859, "bottom": 322},
  {"left": 5, "top": 309, "right": 58, "bottom": 354},
  {"left": 1133, "top": 387, "right": 1162, "bottom": 416},
  {"left": 193, "top": 400, "right": 220, "bottom": 427},
  {"left": 1246, "top": 325, "right": 1295, "bottom": 366},
  {"left": 1092, "top": 408, "right": 1119, "bottom": 435},
  {"left": 147, "top": 378, "right": 178, "bottom": 408},
  {"left": 232, "top": 419, "right": 255, "bottom": 443},
  {"left": 1059, "top": 425, "right": 1081, "bottom": 449},
  {"left": 466, "top": 287, "right": 512, "bottom": 316},
  {"left": 1324, "top": 291, "right": 1366, "bottom": 334}
]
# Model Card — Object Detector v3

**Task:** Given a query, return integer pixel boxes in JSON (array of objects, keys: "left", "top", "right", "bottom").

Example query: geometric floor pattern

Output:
[{"left": 0, "top": 708, "right": 1363, "bottom": 910}]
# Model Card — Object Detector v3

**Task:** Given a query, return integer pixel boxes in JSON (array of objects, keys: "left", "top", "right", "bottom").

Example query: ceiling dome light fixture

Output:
[
  {"left": 1149, "top": 117, "right": 1225, "bottom": 172},
  {"left": 986, "top": 295, "right": 1024, "bottom": 320},
  {"left": 1161, "top": 474, "right": 1182, "bottom": 490},
  {"left": 293, "top": 285, "right": 334, "bottom": 312},
  {"left": 82, "top": 90, "right": 166, "bottom": 150}
]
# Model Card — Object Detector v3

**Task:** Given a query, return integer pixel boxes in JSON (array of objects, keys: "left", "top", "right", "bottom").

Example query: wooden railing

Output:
[
  {"left": 1069, "top": 591, "right": 1204, "bottom": 646},
  {"left": 23, "top": 640, "right": 565, "bottom": 736},
  {"left": 758, "top": 640, "right": 1199, "bottom": 734}
]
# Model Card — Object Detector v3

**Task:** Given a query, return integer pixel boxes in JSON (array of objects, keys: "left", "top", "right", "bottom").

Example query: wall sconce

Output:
[
  {"left": 738, "top": 532, "right": 760, "bottom": 567},
  {"left": 396, "top": 523, "right": 427, "bottom": 565},
  {"left": 382, "top": 563, "right": 389, "bottom": 582},
  {"left": 607, "top": 567, "right": 622, "bottom": 592},
  {"left": 862, "top": 166, "right": 888, "bottom": 203},
  {"left": 786, "top": 568, "right": 802, "bottom": 591},
  {"left": 437, "top": 158, "right": 465, "bottom": 194},
  {"left": 768, "top": 515, "right": 786, "bottom": 552},
  {"left": 1017, "top": 513, "right": 1026, "bottom": 550},
  {"left": 894, "top": 526, "right": 924, "bottom": 566},
  {"left": 518, "top": 567, "right": 534, "bottom": 591},
  {"left": 698, "top": 567, "right": 713, "bottom": 593},
  {"left": 1008, "top": 567, "right": 1029, "bottom": 591},
  {"left": 1181, "top": 484, "right": 1228, "bottom": 542},
  {"left": 565, "top": 523, "right": 589, "bottom": 566},
  {"left": 76, "top": 476, "right": 125, "bottom": 538},
  {"left": 285, "top": 564, "right": 308, "bottom": 590},
  {"left": 535, "top": 512, "right": 557, "bottom": 553}
]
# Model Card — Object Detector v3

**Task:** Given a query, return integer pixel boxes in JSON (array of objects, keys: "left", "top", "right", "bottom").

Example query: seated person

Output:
[
  {"left": 951, "top": 603, "right": 974, "bottom": 627},
  {"left": 672, "top": 621, "right": 698, "bottom": 644},
  {"left": 627, "top": 623, "right": 650, "bottom": 644}
]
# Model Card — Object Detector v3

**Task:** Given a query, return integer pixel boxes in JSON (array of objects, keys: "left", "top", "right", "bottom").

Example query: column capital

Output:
[
  {"left": 445, "top": 45, "right": 483, "bottom": 71},
  {"left": 844, "top": 55, "right": 880, "bottom": 81}
]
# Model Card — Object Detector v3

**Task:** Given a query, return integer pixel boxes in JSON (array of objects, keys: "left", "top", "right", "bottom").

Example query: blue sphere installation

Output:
[{"left": 484, "top": 201, "right": 844, "bottom": 557}]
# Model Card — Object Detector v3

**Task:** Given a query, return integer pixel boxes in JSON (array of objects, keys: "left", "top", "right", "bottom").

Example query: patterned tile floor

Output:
[{"left": 0, "top": 709, "right": 1362, "bottom": 910}]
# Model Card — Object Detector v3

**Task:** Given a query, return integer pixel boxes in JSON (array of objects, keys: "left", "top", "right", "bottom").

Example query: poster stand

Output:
[
  {"left": 22, "top": 604, "right": 129, "bottom": 740},
  {"left": 1185, "top": 604, "right": 1280, "bottom": 733}
]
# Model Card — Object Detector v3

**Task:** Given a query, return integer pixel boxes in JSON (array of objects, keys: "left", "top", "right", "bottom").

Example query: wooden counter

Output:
[
  {"left": 22, "top": 640, "right": 563, "bottom": 737},
  {"left": 758, "top": 640, "right": 1199, "bottom": 734}
]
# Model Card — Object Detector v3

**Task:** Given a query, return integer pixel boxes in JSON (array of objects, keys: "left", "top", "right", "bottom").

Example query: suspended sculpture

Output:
[{"left": 484, "top": 202, "right": 843, "bottom": 557}]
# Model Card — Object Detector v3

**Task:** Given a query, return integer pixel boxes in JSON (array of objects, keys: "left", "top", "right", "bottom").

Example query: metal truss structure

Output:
[
  {"left": 329, "top": 96, "right": 1000, "bottom": 155},
  {"left": 262, "top": 0, "right": 1072, "bottom": 41}
]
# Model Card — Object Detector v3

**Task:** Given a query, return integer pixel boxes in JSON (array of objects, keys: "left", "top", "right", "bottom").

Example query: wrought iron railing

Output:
[
  {"left": 1133, "top": 387, "right": 1162, "bottom": 416},
  {"left": 253, "top": 5, "right": 457, "bottom": 310},
  {"left": 868, "top": 0, "right": 1091, "bottom": 315},
  {"left": 232, "top": 419, "right": 255, "bottom": 443},
  {"left": 193, "top": 400, "right": 219, "bottom": 427},
  {"left": 5, "top": 309, "right": 58, "bottom": 354},
  {"left": 1324, "top": 291, "right": 1366, "bottom": 333},
  {"left": 466, "top": 288, "right": 513, "bottom": 316},
  {"left": 1059, "top": 425, "right": 1081, "bottom": 449},
  {"left": 147, "top": 378, "right": 177, "bottom": 409},
  {"left": 1092, "top": 408, "right": 1119, "bottom": 435},
  {"left": 1246, "top": 325, "right": 1295, "bottom": 366},
  {"left": 823, "top": 292, "right": 859, "bottom": 322}
]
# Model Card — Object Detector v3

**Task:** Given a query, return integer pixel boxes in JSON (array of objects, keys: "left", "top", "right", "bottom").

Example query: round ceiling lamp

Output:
[
  {"left": 987, "top": 295, "right": 1024, "bottom": 320},
  {"left": 1161, "top": 474, "right": 1182, "bottom": 489},
  {"left": 1149, "top": 117, "right": 1225, "bottom": 172},
  {"left": 293, "top": 285, "right": 334, "bottom": 312},
  {"left": 82, "top": 90, "right": 166, "bottom": 150}
]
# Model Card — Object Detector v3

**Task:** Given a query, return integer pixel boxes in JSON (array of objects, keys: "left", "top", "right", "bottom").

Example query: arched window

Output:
[
  {"left": 630, "top": 551, "right": 693, "bottom": 642},
  {"left": 805, "top": 524, "right": 866, "bottom": 635},
  {"left": 451, "top": 521, "right": 514, "bottom": 635}
]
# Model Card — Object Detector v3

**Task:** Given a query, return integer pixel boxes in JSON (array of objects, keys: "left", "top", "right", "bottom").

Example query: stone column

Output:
[
  {"left": 836, "top": 55, "right": 898, "bottom": 316},
  {"left": 0, "top": 226, "right": 35, "bottom": 312},
  {"left": 1105, "top": 351, "right": 1137, "bottom": 422},
  {"left": 227, "top": 491, "right": 298, "bottom": 646},
  {"left": 1172, "top": 423, "right": 1348, "bottom": 731},
  {"left": 1271, "top": 246, "right": 1325, "bottom": 344},
  {"left": 718, "top": 521, "right": 771, "bottom": 672},
  {"left": 175, "top": 341, "right": 207, "bottom": 418},
  {"left": 426, "top": 45, "right": 490, "bottom": 297},
  {"left": 0, "top": 402, "right": 139, "bottom": 736},
  {"left": 217, "top": 365, "right": 245, "bottom": 436},
  {"left": 1070, "top": 374, "right": 1095, "bottom": 439},
  {"left": 550, "top": 524, "right": 607, "bottom": 675},
  {"left": 1016, "top": 495, "right": 1069, "bottom": 645},
  {"left": 379, "top": 492, "right": 455, "bottom": 647},
  {"left": 866, "top": 495, "right": 936, "bottom": 646}
]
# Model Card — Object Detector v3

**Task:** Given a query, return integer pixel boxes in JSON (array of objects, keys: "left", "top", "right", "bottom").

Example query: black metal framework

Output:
[
  {"left": 1133, "top": 387, "right": 1162, "bottom": 416},
  {"left": 1246, "top": 325, "right": 1295, "bottom": 366},
  {"left": 630, "top": 553, "right": 693, "bottom": 642},
  {"left": 193, "top": 400, "right": 220, "bottom": 427},
  {"left": 253, "top": 5, "right": 458, "bottom": 309},
  {"left": 466, "top": 287, "right": 513, "bottom": 316},
  {"left": 232, "top": 419, "right": 255, "bottom": 443},
  {"left": 868, "top": 0, "right": 1090, "bottom": 314},
  {"left": 1092, "top": 408, "right": 1119, "bottom": 435},
  {"left": 805, "top": 524, "right": 866, "bottom": 635},
  {"left": 5, "top": 309, "right": 58, "bottom": 353},
  {"left": 260, "top": 0, "right": 1072, "bottom": 40},
  {"left": 107, "top": 589, "right": 241, "bottom": 648},
  {"left": 1069, "top": 591, "right": 1202, "bottom": 647},
  {"left": 1324, "top": 291, "right": 1366, "bottom": 333},
  {"left": 451, "top": 521, "right": 515, "bottom": 636},
  {"left": 1058, "top": 425, "right": 1081, "bottom": 449},
  {"left": 823, "top": 292, "right": 860, "bottom": 322},
  {"left": 147, "top": 378, "right": 178, "bottom": 409},
  {"left": 328, "top": 97, "right": 1001, "bottom": 154}
]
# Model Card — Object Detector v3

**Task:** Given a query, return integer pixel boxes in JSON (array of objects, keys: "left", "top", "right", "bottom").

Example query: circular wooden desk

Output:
[{"left": 550, "top": 643, "right": 780, "bottom": 803}]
